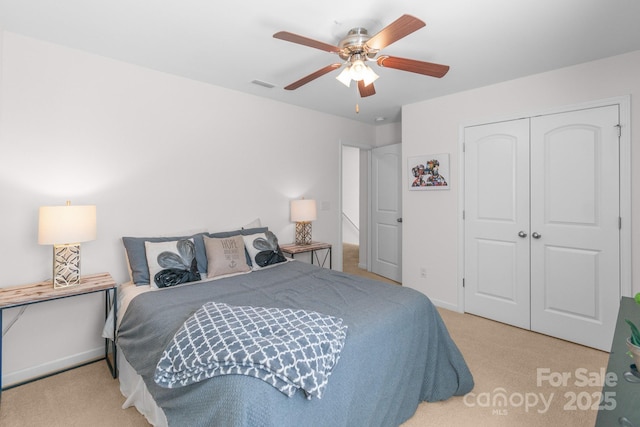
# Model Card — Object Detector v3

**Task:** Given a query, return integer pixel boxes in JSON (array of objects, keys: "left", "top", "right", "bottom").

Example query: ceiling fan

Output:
[{"left": 273, "top": 14, "right": 450, "bottom": 98}]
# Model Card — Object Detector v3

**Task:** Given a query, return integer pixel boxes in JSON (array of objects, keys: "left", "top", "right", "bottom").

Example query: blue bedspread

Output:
[{"left": 117, "top": 261, "right": 474, "bottom": 427}]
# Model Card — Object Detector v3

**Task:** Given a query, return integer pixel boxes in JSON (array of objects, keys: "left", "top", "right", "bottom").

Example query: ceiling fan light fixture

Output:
[
  {"left": 349, "top": 59, "right": 366, "bottom": 81},
  {"left": 362, "top": 66, "right": 379, "bottom": 87},
  {"left": 336, "top": 66, "right": 352, "bottom": 87},
  {"left": 275, "top": 15, "right": 449, "bottom": 99},
  {"left": 345, "top": 58, "right": 379, "bottom": 87}
]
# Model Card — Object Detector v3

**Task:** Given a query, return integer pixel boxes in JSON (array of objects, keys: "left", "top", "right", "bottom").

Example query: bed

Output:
[{"left": 109, "top": 229, "right": 474, "bottom": 427}]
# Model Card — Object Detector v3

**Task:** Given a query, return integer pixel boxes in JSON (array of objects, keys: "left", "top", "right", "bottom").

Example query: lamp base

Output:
[
  {"left": 295, "top": 222, "right": 312, "bottom": 245},
  {"left": 52, "top": 243, "right": 82, "bottom": 288}
]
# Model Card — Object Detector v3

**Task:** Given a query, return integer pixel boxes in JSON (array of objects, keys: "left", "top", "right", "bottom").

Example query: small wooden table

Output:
[
  {"left": 280, "top": 242, "right": 332, "bottom": 269},
  {"left": 0, "top": 273, "right": 117, "bottom": 398}
]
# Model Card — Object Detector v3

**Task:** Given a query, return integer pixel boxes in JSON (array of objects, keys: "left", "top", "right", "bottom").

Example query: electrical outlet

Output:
[{"left": 420, "top": 268, "right": 427, "bottom": 279}]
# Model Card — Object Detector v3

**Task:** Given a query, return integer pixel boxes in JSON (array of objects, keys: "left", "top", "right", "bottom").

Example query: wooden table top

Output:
[
  {"left": 0, "top": 273, "right": 115, "bottom": 309},
  {"left": 279, "top": 241, "right": 332, "bottom": 254}
]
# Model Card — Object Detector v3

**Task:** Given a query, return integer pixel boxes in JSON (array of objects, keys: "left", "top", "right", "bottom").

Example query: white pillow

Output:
[{"left": 241, "top": 218, "right": 262, "bottom": 229}]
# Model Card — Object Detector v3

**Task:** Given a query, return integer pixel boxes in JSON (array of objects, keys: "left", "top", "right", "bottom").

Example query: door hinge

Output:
[
  {"left": 462, "top": 210, "right": 465, "bottom": 220},
  {"left": 615, "top": 124, "right": 622, "bottom": 138},
  {"left": 619, "top": 217, "right": 622, "bottom": 230},
  {"left": 463, "top": 278, "right": 465, "bottom": 288},
  {"left": 462, "top": 142, "right": 466, "bottom": 153}
]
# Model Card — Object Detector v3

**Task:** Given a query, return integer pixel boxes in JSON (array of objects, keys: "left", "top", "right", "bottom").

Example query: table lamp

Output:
[
  {"left": 291, "top": 198, "right": 317, "bottom": 245},
  {"left": 38, "top": 201, "right": 97, "bottom": 288}
]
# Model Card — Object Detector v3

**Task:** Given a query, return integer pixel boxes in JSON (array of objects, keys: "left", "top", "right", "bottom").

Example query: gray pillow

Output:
[
  {"left": 122, "top": 227, "right": 268, "bottom": 285},
  {"left": 206, "top": 226, "right": 267, "bottom": 238},
  {"left": 122, "top": 233, "right": 208, "bottom": 285}
]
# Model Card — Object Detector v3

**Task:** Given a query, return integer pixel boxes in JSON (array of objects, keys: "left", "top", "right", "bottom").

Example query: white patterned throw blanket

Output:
[{"left": 154, "top": 301, "right": 348, "bottom": 399}]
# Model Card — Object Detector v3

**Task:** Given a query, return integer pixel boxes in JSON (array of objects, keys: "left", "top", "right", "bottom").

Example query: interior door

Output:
[
  {"left": 464, "top": 119, "right": 531, "bottom": 329},
  {"left": 371, "top": 143, "right": 402, "bottom": 282},
  {"left": 530, "top": 106, "right": 620, "bottom": 351}
]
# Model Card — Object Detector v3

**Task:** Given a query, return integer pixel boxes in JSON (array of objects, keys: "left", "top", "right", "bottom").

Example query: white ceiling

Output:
[{"left": 1, "top": 0, "right": 640, "bottom": 125}]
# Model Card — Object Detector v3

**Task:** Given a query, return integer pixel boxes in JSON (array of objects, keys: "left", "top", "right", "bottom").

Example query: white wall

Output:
[
  {"left": 0, "top": 31, "right": 374, "bottom": 384},
  {"left": 341, "top": 145, "right": 359, "bottom": 245},
  {"left": 374, "top": 122, "right": 401, "bottom": 147},
  {"left": 402, "top": 50, "right": 640, "bottom": 310},
  {"left": 358, "top": 149, "right": 370, "bottom": 269}
]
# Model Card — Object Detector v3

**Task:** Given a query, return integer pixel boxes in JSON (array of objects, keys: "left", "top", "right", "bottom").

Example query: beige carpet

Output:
[
  {"left": 0, "top": 248, "right": 608, "bottom": 426},
  {"left": 403, "top": 308, "right": 607, "bottom": 427},
  {"left": 342, "top": 243, "right": 400, "bottom": 285}
]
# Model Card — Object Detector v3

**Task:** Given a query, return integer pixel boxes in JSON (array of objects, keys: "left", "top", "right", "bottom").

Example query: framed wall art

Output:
[{"left": 408, "top": 153, "right": 450, "bottom": 191}]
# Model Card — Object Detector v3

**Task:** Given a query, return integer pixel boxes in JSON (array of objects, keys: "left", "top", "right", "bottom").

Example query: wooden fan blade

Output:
[
  {"left": 357, "top": 80, "right": 376, "bottom": 97},
  {"left": 365, "top": 15, "right": 426, "bottom": 51},
  {"left": 284, "top": 63, "right": 342, "bottom": 90},
  {"left": 273, "top": 31, "right": 341, "bottom": 53},
  {"left": 377, "top": 55, "right": 450, "bottom": 78}
]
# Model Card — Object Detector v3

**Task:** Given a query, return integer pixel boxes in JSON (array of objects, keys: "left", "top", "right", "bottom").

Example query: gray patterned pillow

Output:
[
  {"left": 145, "top": 239, "right": 201, "bottom": 288},
  {"left": 242, "top": 231, "right": 286, "bottom": 270}
]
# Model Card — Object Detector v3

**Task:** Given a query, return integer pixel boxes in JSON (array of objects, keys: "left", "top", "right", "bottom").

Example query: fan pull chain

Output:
[{"left": 356, "top": 104, "right": 360, "bottom": 114}]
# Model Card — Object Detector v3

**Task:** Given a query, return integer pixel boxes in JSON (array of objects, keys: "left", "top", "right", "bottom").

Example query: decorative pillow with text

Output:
[{"left": 203, "top": 235, "right": 251, "bottom": 278}]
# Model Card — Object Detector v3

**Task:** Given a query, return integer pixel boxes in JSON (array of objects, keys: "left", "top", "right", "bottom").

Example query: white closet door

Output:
[
  {"left": 464, "top": 119, "right": 531, "bottom": 329},
  {"left": 530, "top": 105, "right": 620, "bottom": 351}
]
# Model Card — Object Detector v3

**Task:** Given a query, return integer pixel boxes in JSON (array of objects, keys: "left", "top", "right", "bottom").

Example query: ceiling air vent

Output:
[{"left": 251, "top": 80, "right": 276, "bottom": 89}]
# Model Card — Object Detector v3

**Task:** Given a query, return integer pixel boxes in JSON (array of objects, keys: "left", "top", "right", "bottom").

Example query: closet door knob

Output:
[
  {"left": 518, "top": 231, "right": 527, "bottom": 238},
  {"left": 532, "top": 232, "right": 542, "bottom": 239}
]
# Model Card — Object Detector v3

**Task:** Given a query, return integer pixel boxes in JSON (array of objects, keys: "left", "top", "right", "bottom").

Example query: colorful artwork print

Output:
[{"left": 408, "top": 154, "right": 450, "bottom": 191}]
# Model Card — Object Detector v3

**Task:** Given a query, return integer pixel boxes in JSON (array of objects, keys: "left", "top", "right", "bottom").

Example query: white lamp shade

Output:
[
  {"left": 336, "top": 66, "right": 352, "bottom": 87},
  {"left": 336, "top": 61, "right": 378, "bottom": 88},
  {"left": 349, "top": 60, "right": 367, "bottom": 80},
  {"left": 362, "top": 66, "right": 379, "bottom": 86},
  {"left": 290, "top": 199, "right": 317, "bottom": 222},
  {"left": 38, "top": 205, "right": 97, "bottom": 244}
]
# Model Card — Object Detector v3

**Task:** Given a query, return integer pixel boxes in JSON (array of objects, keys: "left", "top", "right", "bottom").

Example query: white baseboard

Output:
[
  {"left": 3, "top": 347, "right": 104, "bottom": 388},
  {"left": 429, "top": 297, "right": 461, "bottom": 313},
  {"left": 357, "top": 262, "right": 367, "bottom": 270}
]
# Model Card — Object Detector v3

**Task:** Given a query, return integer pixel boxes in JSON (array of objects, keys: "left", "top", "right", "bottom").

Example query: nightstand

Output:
[
  {"left": 280, "top": 242, "right": 332, "bottom": 269},
  {"left": 0, "top": 273, "right": 117, "bottom": 398}
]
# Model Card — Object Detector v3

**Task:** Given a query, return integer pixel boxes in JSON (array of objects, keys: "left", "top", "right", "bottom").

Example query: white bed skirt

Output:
[
  {"left": 118, "top": 347, "right": 168, "bottom": 427},
  {"left": 101, "top": 281, "right": 166, "bottom": 426}
]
